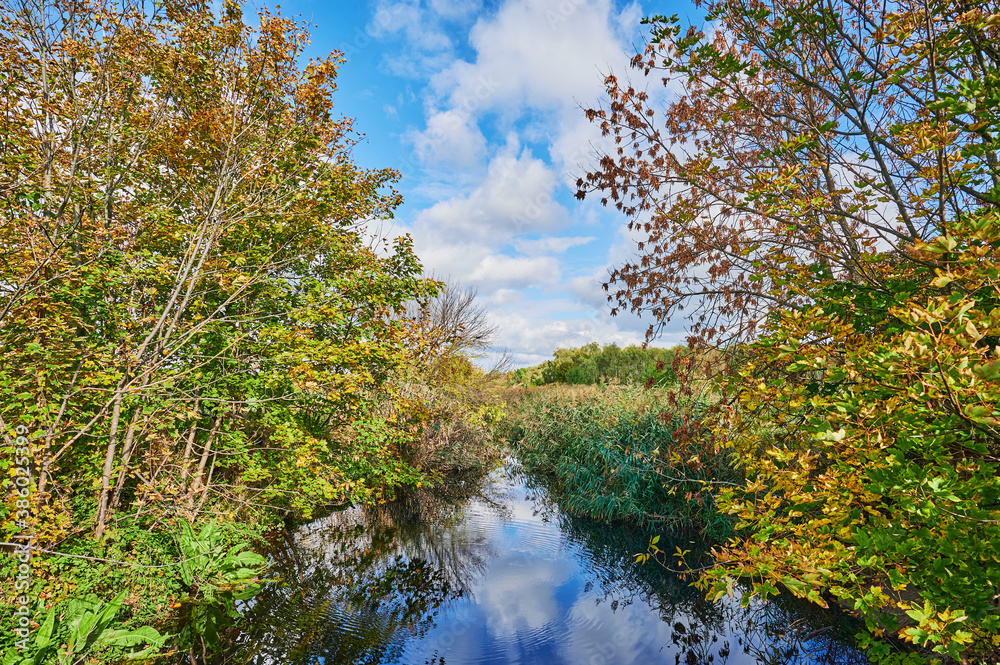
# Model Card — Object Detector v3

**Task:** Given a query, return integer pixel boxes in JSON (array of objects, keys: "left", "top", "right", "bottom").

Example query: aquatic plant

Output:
[{"left": 513, "top": 384, "right": 739, "bottom": 539}]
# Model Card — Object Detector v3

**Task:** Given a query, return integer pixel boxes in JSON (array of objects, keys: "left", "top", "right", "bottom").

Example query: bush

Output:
[{"left": 512, "top": 343, "right": 680, "bottom": 387}]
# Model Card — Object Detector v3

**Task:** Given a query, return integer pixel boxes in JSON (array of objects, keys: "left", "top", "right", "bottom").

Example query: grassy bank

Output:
[{"left": 511, "top": 383, "right": 740, "bottom": 540}]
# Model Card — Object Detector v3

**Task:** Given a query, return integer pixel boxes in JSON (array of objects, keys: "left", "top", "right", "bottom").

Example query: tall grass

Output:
[{"left": 512, "top": 383, "right": 739, "bottom": 540}]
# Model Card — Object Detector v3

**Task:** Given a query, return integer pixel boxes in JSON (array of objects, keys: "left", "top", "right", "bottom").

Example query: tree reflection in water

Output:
[
  {"left": 226, "top": 473, "right": 503, "bottom": 665},
  {"left": 222, "top": 462, "right": 871, "bottom": 665},
  {"left": 550, "top": 508, "right": 872, "bottom": 665}
]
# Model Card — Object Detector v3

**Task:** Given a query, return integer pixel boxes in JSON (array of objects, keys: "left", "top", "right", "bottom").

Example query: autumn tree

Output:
[
  {"left": 391, "top": 283, "right": 510, "bottom": 474},
  {"left": 584, "top": 0, "right": 1000, "bottom": 662},
  {"left": 403, "top": 281, "right": 498, "bottom": 373},
  {"left": 0, "top": 0, "right": 433, "bottom": 543},
  {"left": 579, "top": 0, "right": 998, "bottom": 346}
]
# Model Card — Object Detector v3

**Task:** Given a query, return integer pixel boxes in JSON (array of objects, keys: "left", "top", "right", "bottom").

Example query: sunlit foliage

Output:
[
  {"left": 0, "top": 0, "right": 433, "bottom": 547},
  {"left": 582, "top": 0, "right": 1000, "bottom": 662}
]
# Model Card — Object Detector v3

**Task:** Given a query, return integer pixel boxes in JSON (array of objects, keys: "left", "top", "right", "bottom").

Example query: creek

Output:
[{"left": 229, "top": 459, "right": 871, "bottom": 665}]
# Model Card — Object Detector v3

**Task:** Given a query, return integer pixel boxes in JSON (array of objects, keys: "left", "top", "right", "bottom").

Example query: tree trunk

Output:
[
  {"left": 187, "top": 413, "right": 221, "bottom": 512},
  {"left": 94, "top": 387, "right": 124, "bottom": 540},
  {"left": 109, "top": 407, "right": 144, "bottom": 513},
  {"left": 179, "top": 400, "right": 201, "bottom": 490}
]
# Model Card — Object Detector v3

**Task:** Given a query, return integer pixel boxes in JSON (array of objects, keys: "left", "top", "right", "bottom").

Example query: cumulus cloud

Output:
[
  {"left": 413, "top": 143, "right": 567, "bottom": 242},
  {"left": 513, "top": 236, "right": 595, "bottom": 256},
  {"left": 433, "top": 0, "right": 636, "bottom": 110},
  {"left": 488, "top": 289, "right": 525, "bottom": 306},
  {"left": 368, "top": 1, "right": 452, "bottom": 49},
  {"left": 566, "top": 271, "right": 611, "bottom": 311},
  {"left": 366, "top": 0, "right": 462, "bottom": 78},
  {"left": 412, "top": 0, "right": 647, "bottom": 179},
  {"left": 361, "top": 0, "right": 683, "bottom": 367},
  {"left": 549, "top": 113, "right": 612, "bottom": 188},
  {"left": 408, "top": 109, "right": 488, "bottom": 168},
  {"left": 411, "top": 243, "right": 559, "bottom": 293},
  {"left": 469, "top": 254, "right": 561, "bottom": 288}
]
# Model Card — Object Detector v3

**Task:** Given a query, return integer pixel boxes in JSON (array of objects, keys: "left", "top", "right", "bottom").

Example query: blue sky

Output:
[{"left": 267, "top": 0, "right": 702, "bottom": 367}]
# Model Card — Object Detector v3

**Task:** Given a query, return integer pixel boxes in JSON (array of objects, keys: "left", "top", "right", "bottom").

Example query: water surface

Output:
[{"left": 233, "top": 460, "right": 870, "bottom": 665}]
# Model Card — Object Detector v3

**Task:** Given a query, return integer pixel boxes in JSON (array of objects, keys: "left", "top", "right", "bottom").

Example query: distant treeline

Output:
[{"left": 512, "top": 343, "right": 680, "bottom": 387}]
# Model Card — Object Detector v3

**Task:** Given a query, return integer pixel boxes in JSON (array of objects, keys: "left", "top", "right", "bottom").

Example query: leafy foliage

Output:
[
  {"left": 392, "top": 282, "right": 512, "bottom": 476},
  {"left": 2, "top": 591, "right": 167, "bottom": 665},
  {"left": 0, "top": 0, "right": 435, "bottom": 543},
  {"left": 512, "top": 342, "right": 680, "bottom": 387},
  {"left": 0, "top": 0, "right": 481, "bottom": 660},
  {"left": 173, "top": 520, "right": 267, "bottom": 654},
  {"left": 706, "top": 212, "right": 1000, "bottom": 664},
  {"left": 582, "top": 0, "right": 1000, "bottom": 662}
]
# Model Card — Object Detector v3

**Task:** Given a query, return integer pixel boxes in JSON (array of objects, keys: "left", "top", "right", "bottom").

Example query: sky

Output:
[{"left": 262, "top": 0, "right": 703, "bottom": 368}]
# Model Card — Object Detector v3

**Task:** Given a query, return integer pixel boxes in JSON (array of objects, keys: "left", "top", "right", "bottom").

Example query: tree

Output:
[
  {"left": 403, "top": 281, "right": 499, "bottom": 372},
  {"left": 0, "top": 0, "right": 433, "bottom": 541},
  {"left": 578, "top": 0, "right": 999, "bottom": 346},
  {"left": 584, "top": 0, "right": 1000, "bottom": 662},
  {"left": 393, "top": 282, "right": 510, "bottom": 474},
  {"left": 704, "top": 223, "right": 1000, "bottom": 663}
]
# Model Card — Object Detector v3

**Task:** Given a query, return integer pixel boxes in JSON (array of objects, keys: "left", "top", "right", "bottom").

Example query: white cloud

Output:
[
  {"left": 429, "top": 0, "right": 483, "bottom": 19},
  {"left": 614, "top": 1, "right": 644, "bottom": 34},
  {"left": 367, "top": 0, "right": 459, "bottom": 78},
  {"left": 360, "top": 0, "right": 685, "bottom": 367},
  {"left": 469, "top": 254, "right": 561, "bottom": 288},
  {"left": 567, "top": 271, "right": 611, "bottom": 310},
  {"left": 413, "top": 143, "right": 567, "bottom": 242},
  {"left": 368, "top": 1, "right": 452, "bottom": 49},
  {"left": 488, "top": 289, "right": 524, "bottom": 306},
  {"left": 549, "top": 113, "right": 611, "bottom": 188},
  {"left": 411, "top": 242, "right": 560, "bottom": 292},
  {"left": 513, "top": 236, "right": 595, "bottom": 256},
  {"left": 408, "top": 109, "right": 488, "bottom": 168},
  {"left": 434, "top": 0, "right": 636, "bottom": 111}
]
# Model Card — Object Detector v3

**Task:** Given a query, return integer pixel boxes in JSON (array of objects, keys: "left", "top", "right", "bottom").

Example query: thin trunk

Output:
[
  {"left": 94, "top": 386, "right": 124, "bottom": 540},
  {"left": 108, "top": 407, "right": 143, "bottom": 512},
  {"left": 38, "top": 342, "right": 87, "bottom": 498},
  {"left": 194, "top": 452, "right": 217, "bottom": 515},
  {"left": 188, "top": 413, "right": 221, "bottom": 511},
  {"left": 179, "top": 400, "right": 201, "bottom": 489}
]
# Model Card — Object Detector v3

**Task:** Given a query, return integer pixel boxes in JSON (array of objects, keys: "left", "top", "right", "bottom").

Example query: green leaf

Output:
[
  {"left": 97, "top": 625, "right": 164, "bottom": 649},
  {"left": 34, "top": 609, "right": 56, "bottom": 651}
]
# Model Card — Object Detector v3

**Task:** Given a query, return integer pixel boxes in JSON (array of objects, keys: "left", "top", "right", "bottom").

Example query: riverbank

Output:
[{"left": 1, "top": 366, "right": 514, "bottom": 665}]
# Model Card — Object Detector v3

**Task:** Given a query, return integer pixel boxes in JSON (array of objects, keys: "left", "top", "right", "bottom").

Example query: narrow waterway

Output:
[{"left": 231, "top": 460, "right": 870, "bottom": 665}]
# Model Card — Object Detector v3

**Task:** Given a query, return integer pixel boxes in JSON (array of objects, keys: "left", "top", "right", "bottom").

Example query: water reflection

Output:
[{"left": 227, "top": 461, "right": 869, "bottom": 665}]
